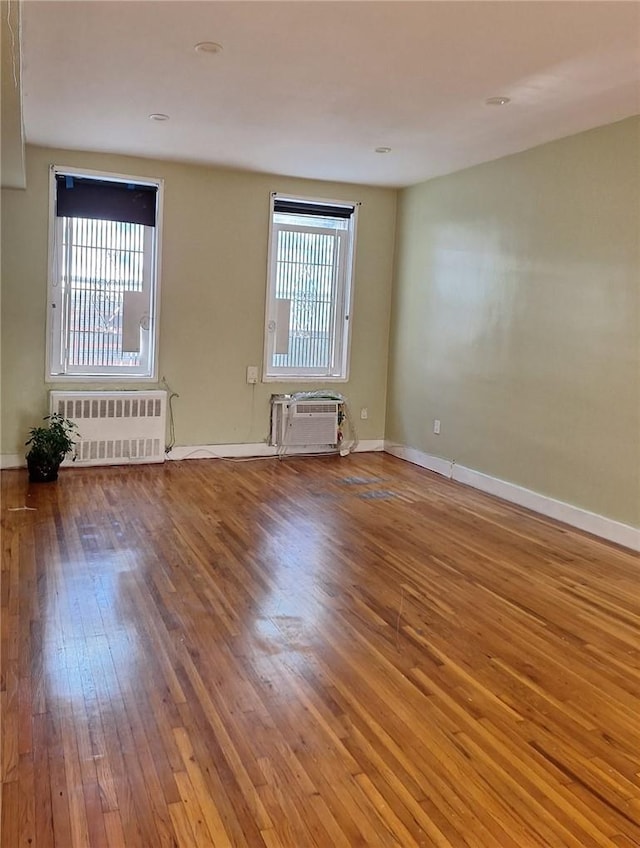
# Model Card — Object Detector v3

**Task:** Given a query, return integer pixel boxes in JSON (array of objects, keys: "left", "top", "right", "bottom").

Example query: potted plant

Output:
[{"left": 25, "top": 413, "right": 79, "bottom": 482}]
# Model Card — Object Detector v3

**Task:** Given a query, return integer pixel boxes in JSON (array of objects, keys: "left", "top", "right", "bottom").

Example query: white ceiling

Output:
[{"left": 21, "top": 0, "right": 640, "bottom": 188}]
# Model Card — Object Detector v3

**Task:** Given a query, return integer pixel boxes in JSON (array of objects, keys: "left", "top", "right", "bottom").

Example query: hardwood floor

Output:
[{"left": 1, "top": 452, "right": 639, "bottom": 847}]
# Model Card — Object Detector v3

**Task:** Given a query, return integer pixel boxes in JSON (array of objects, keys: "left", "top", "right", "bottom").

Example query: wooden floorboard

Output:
[{"left": 1, "top": 452, "right": 639, "bottom": 847}]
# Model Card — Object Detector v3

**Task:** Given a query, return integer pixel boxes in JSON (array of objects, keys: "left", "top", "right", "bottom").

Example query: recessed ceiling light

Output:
[
  {"left": 375, "top": 146, "right": 392, "bottom": 154},
  {"left": 485, "top": 96, "right": 511, "bottom": 106},
  {"left": 149, "top": 113, "right": 170, "bottom": 122},
  {"left": 194, "top": 41, "right": 223, "bottom": 54}
]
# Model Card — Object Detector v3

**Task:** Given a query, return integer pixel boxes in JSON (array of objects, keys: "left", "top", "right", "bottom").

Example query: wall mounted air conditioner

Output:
[
  {"left": 270, "top": 397, "right": 340, "bottom": 448},
  {"left": 50, "top": 390, "right": 167, "bottom": 466}
]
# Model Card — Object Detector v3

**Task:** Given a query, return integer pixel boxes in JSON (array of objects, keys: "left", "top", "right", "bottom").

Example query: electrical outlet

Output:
[
  {"left": 246, "top": 365, "right": 259, "bottom": 384},
  {"left": 360, "top": 407, "right": 368, "bottom": 420},
  {"left": 433, "top": 419, "right": 441, "bottom": 435}
]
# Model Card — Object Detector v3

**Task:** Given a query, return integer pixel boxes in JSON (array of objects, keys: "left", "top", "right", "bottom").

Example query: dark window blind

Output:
[
  {"left": 56, "top": 175, "right": 157, "bottom": 227},
  {"left": 274, "top": 198, "right": 354, "bottom": 219}
]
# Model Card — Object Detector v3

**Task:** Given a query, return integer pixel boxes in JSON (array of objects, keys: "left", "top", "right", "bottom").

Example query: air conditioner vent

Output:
[
  {"left": 292, "top": 403, "right": 338, "bottom": 416},
  {"left": 270, "top": 397, "right": 340, "bottom": 448}
]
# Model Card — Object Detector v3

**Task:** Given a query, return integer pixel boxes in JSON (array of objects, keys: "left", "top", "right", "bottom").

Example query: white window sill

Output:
[{"left": 262, "top": 375, "right": 349, "bottom": 383}]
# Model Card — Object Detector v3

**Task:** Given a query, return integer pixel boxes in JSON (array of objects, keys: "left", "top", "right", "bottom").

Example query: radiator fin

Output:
[{"left": 50, "top": 391, "right": 166, "bottom": 468}]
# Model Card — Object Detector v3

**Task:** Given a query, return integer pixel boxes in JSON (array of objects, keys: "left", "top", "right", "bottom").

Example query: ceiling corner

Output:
[{"left": 2, "top": 0, "right": 26, "bottom": 190}]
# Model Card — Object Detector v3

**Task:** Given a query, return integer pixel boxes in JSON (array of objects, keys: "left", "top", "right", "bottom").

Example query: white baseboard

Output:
[
  {"left": 168, "top": 443, "right": 274, "bottom": 461},
  {"left": 384, "top": 442, "right": 455, "bottom": 478},
  {"left": 1, "top": 454, "right": 23, "bottom": 469},
  {"left": 358, "top": 439, "right": 385, "bottom": 453},
  {"left": 167, "top": 439, "right": 384, "bottom": 462},
  {"left": 384, "top": 441, "right": 639, "bottom": 552},
  {"left": 1, "top": 441, "right": 384, "bottom": 470}
]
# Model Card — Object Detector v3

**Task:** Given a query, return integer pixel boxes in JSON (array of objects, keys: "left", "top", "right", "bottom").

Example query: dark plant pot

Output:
[{"left": 27, "top": 456, "right": 61, "bottom": 483}]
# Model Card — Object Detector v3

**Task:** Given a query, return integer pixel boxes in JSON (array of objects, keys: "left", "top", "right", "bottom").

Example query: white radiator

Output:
[
  {"left": 50, "top": 391, "right": 167, "bottom": 466},
  {"left": 271, "top": 397, "right": 340, "bottom": 448}
]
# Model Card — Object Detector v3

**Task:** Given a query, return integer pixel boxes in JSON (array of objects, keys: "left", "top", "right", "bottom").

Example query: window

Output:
[
  {"left": 47, "top": 166, "right": 162, "bottom": 379},
  {"left": 263, "top": 194, "right": 358, "bottom": 381}
]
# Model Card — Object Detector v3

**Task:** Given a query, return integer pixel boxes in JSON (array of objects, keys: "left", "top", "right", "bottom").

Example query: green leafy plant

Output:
[{"left": 25, "top": 413, "right": 79, "bottom": 482}]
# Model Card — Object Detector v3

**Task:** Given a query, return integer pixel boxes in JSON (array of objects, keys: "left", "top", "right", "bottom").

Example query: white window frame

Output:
[
  {"left": 46, "top": 165, "right": 163, "bottom": 382},
  {"left": 263, "top": 193, "right": 358, "bottom": 382}
]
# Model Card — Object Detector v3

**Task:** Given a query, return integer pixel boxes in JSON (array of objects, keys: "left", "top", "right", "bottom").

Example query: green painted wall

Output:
[
  {"left": 386, "top": 117, "right": 640, "bottom": 527},
  {"left": 1, "top": 146, "right": 396, "bottom": 456},
  {"left": 3, "top": 121, "right": 638, "bottom": 530}
]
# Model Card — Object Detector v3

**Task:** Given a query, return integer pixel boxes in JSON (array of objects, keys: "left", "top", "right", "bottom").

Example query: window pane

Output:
[
  {"left": 273, "top": 228, "right": 337, "bottom": 371},
  {"left": 48, "top": 167, "right": 161, "bottom": 380},
  {"left": 264, "top": 194, "right": 356, "bottom": 381},
  {"left": 273, "top": 212, "right": 348, "bottom": 231},
  {"left": 63, "top": 217, "right": 146, "bottom": 369}
]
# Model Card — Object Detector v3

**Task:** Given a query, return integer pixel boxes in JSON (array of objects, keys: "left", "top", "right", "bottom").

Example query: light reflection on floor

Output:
[
  {"left": 43, "top": 554, "right": 140, "bottom": 707},
  {"left": 242, "top": 511, "right": 331, "bottom": 698}
]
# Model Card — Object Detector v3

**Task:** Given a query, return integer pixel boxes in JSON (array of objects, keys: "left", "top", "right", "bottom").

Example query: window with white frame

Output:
[
  {"left": 47, "top": 166, "right": 162, "bottom": 379},
  {"left": 263, "top": 194, "right": 358, "bottom": 381}
]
